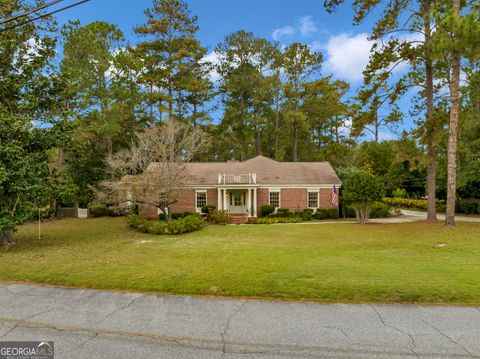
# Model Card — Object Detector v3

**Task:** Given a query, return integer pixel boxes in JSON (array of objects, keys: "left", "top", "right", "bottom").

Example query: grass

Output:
[{"left": 2, "top": 217, "right": 480, "bottom": 305}]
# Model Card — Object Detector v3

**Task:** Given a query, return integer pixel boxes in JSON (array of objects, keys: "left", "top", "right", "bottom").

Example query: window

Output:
[
  {"left": 269, "top": 191, "right": 280, "bottom": 208},
  {"left": 234, "top": 192, "right": 242, "bottom": 206},
  {"left": 196, "top": 191, "right": 207, "bottom": 209},
  {"left": 308, "top": 191, "right": 319, "bottom": 208}
]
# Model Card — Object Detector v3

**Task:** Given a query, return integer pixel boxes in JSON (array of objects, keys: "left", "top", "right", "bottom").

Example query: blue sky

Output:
[{"left": 53, "top": 0, "right": 415, "bottom": 141}]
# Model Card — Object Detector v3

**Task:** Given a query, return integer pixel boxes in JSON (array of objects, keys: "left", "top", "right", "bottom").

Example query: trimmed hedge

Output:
[
  {"left": 89, "top": 204, "right": 132, "bottom": 217},
  {"left": 254, "top": 217, "right": 304, "bottom": 224},
  {"left": 383, "top": 197, "right": 446, "bottom": 212},
  {"left": 127, "top": 214, "right": 203, "bottom": 235},
  {"left": 260, "top": 204, "right": 275, "bottom": 217},
  {"left": 313, "top": 208, "right": 339, "bottom": 220}
]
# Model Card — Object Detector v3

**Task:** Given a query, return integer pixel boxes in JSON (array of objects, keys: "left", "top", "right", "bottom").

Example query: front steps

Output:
[{"left": 230, "top": 214, "right": 246, "bottom": 224}]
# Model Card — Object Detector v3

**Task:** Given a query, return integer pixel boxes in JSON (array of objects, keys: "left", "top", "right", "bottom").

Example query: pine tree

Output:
[{"left": 134, "top": 0, "right": 205, "bottom": 122}]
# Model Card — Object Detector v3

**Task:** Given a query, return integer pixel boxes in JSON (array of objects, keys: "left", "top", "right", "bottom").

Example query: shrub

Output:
[
  {"left": 260, "top": 204, "right": 275, "bottom": 217},
  {"left": 277, "top": 217, "right": 303, "bottom": 223},
  {"left": 201, "top": 205, "right": 215, "bottom": 214},
  {"left": 303, "top": 208, "right": 314, "bottom": 213},
  {"left": 89, "top": 204, "right": 107, "bottom": 217},
  {"left": 392, "top": 188, "right": 408, "bottom": 198},
  {"left": 127, "top": 215, "right": 151, "bottom": 233},
  {"left": 253, "top": 216, "right": 303, "bottom": 224},
  {"left": 106, "top": 206, "right": 127, "bottom": 217},
  {"left": 383, "top": 198, "right": 446, "bottom": 212},
  {"left": 255, "top": 217, "right": 278, "bottom": 224},
  {"left": 158, "top": 213, "right": 166, "bottom": 220},
  {"left": 128, "top": 214, "right": 203, "bottom": 235},
  {"left": 345, "top": 205, "right": 356, "bottom": 218},
  {"left": 148, "top": 221, "right": 167, "bottom": 235},
  {"left": 300, "top": 210, "right": 312, "bottom": 221},
  {"left": 277, "top": 208, "right": 289, "bottom": 215},
  {"left": 327, "top": 208, "right": 339, "bottom": 219},
  {"left": 208, "top": 209, "right": 230, "bottom": 225},
  {"left": 183, "top": 211, "right": 198, "bottom": 217},
  {"left": 171, "top": 212, "right": 185, "bottom": 220},
  {"left": 369, "top": 201, "right": 391, "bottom": 218},
  {"left": 314, "top": 208, "right": 328, "bottom": 220},
  {"left": 267, "top": 213, "right": 277, "bottom": 218},
  {"left": 167, "top": 215, "right": 204, "bottom": 234},
  {"left": 456, "top": 199, "right": 480, "bottom": 215},
  {"left": 127, "top": 214, "right": 145, "bottom": 229}
]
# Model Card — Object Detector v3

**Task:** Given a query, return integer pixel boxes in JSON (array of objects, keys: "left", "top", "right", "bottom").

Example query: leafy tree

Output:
[
  {"left": 61, "top": 21, "right": 126, "bottom": 164},
  {"left": 0, "top": 111, "right": 59, "bottom": 245},
  {"left": 340, "top": 169, "right": 385, "bottom": 224},
  {"left": 0, "top": 0, "right": 61, "bottom": 243}
]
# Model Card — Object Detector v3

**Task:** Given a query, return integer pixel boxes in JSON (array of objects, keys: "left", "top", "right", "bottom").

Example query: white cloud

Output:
[
  {"left": 320, "top": 33, "right": 373, "bottom": 82},
  {"left": 201, "top": 51, "right": 223, "bottom": 82},
  {"left": 378, "top": 130, "right": 398, "bottom": 141},
  {"left": 272, "top": 26, "right": 296, "bottom": 41},
  {"left": 272, "top": 15, "right": 317, "bottom": 41},
  {"left": 298, "top": 16, "right": 317, "bottom": 37}
]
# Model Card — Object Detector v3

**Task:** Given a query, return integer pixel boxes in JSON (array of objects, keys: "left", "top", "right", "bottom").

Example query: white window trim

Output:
[
  {"left": 307, "top": 190, "right": 319, "bottom": 209},
  {"left": 195, "top": 190, "right": 207, "bottom": 212},
  {"left": 268, "top": 190, "right": 281, "bottom": 209}
]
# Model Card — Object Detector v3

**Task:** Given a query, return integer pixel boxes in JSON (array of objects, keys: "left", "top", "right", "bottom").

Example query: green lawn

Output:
[{"left": 2, "top": 217, "right": 480, "bottom": 305}]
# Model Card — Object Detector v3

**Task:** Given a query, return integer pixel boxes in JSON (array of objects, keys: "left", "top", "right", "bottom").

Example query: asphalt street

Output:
[{"left": 1, "top": 284, "right": 480, "bottom": 358}]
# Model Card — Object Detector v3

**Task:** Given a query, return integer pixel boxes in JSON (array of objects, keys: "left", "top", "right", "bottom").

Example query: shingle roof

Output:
[{"left": 147, "top": 155, "right": 341, "bottom": 185}]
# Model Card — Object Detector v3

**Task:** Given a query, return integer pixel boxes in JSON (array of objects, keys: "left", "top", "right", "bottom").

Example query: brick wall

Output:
[
  {"left": 319, "top": 188, "right": 337, "bottom": 209},
  {"left": 141, "top": 204, "right": 158, "bottom": 219},
  {"left": 256, "top": 188, "right": 269, "bottom": 216},
  {"left": 280, "top": 188, "right": 308, "bottom": 211},
  {"left": 170, "top": 189, "right": 196, "bottom": 213},
  {"left": 207, "top": 189, "right": 218, "bottom": 207}
]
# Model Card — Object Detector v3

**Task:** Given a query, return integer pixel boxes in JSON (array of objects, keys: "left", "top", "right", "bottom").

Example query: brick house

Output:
[{"left": 141, "top": 155, "right": 341, "bottom": 220}]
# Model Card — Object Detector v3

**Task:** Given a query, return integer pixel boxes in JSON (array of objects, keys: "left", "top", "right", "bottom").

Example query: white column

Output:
[
  {"left": 247, "top": 188, "right": 251, "bottom": 216},
  {"left": 223, "top": 189, "right": 228, "bottom": 211},
  {"left": 253, "top": 188, "right": 257, "bottom": 217},
  {"left": 217, "top": 188, "right": 222, "bottom": 210}
]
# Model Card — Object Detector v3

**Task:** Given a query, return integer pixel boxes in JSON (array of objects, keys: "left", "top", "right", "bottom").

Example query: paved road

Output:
[{"left": 1, "top": 284, "right": 480, "bottom": 358}]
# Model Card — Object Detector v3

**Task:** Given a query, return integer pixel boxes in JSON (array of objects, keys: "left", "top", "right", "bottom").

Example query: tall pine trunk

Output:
[
  {"left": 255, "top": 125, "right": 261, "bottom": 156},
  {"left": 275, "top": 95, "right": 280, "bottom": 159},
  {"left": 293, "top": 126, "right": 298, "bottom": 162},
  {"left": 423, "top": 0, "right": 437, "bottom": 221},
  {"left": 445, "top": 0, "right": 462, "bottom": 226}
]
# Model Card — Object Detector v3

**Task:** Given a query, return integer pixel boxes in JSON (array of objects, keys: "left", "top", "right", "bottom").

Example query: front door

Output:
[{"left": 229, "top": 191, "right": 245, "bottom": 214}]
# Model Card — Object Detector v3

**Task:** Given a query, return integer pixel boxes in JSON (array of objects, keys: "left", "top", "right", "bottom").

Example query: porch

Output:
[
  {"left": 216, "top": 172, "right": 258, "bottom": 217},
  {"left": 216, "top": 187, "right": 258, "bottom": 217}
]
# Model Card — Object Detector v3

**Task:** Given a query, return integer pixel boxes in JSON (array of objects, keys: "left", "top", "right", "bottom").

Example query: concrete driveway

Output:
[
  {"left": 368, "top": 210, "right": 480, "bottom": 224},
  {"left": 1, "top": 284, "right": 480, "bottom": 358}
]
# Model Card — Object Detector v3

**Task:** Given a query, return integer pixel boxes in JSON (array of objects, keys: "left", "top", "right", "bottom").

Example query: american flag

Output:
[{"left": 331, "top": 185, "right": 339, "bottom": 206}]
